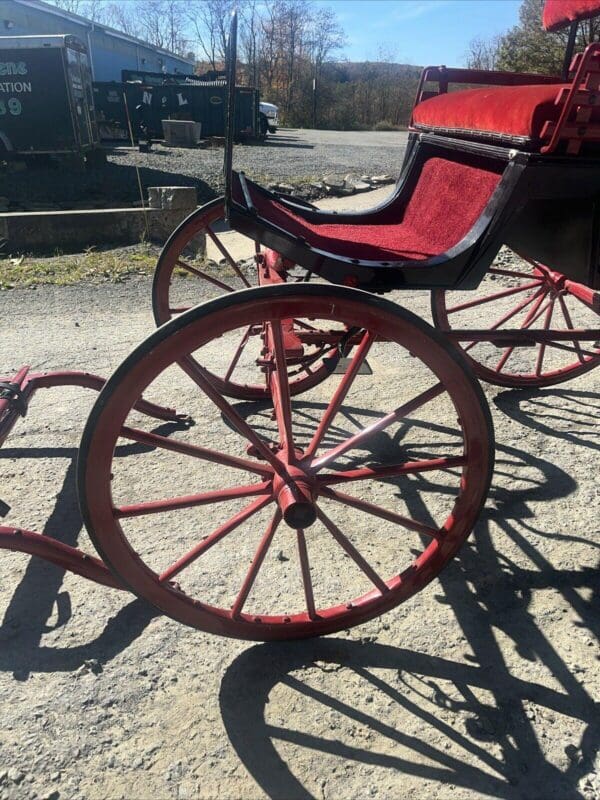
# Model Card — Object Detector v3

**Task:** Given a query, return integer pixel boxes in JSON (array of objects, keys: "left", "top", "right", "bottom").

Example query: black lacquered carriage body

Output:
[{"left": 1, "top": 0, "right": 598, "bottom": 641}]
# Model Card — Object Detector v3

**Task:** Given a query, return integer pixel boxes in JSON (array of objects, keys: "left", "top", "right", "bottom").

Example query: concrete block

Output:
[
  {"left": 148, "top": 186, "right": 197, "bottom": 210},
  {"left": 0, "top": 204, "right": 203, "bottom": 256}
]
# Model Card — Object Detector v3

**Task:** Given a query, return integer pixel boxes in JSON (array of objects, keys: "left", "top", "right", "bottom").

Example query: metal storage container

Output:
[{"left": 0, "top": 34, "right": 101, "bottom": 158}]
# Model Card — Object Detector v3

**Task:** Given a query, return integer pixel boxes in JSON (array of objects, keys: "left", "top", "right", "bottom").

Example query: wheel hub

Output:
[{"left": 272, "top": 464, "right": 317, "bottom": 529}]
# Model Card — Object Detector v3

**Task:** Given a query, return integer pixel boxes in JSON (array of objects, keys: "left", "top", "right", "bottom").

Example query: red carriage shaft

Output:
[{"left": 0, "top": 365, "right": 187, "bottom": 588}]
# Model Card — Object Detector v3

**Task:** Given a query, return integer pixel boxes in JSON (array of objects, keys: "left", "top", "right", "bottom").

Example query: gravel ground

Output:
[
  {"left": 0, "top": 130, "right": 407, "bottom": 211},
  {"left": 0, "top": 242, "right": 598, "bottom": 800}
]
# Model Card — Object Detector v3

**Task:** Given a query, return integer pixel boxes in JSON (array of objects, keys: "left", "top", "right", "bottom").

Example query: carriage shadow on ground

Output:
[
  {"left": 218, "top": 397, "right": 599, "bottom": 800},
  {"left": 0, "top": 425, "right": 190, "bottom": 680},
  {"left": 494, "top": 388, "right": 600, "bottom": 453}
]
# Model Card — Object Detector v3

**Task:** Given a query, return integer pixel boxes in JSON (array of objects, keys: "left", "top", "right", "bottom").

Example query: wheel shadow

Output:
[
  {"left": 217, "top": 399, "right": 599, "bottom": 799},
  {"left": 494, "top": 388, "right": 600, "bottom": 452},
  {"left": 0, "top": 421, "right": 186, "bottom": 680}
]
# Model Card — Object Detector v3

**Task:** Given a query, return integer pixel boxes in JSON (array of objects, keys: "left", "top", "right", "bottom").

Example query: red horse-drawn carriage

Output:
[{"left": 1, "top": 0, "right": 599, "bottom": 640}]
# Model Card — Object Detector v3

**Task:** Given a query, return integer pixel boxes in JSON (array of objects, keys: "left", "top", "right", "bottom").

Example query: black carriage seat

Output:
[
  {"left": 411, "top": 0, "right": 600, "bottom": 155},
  {"left": 231, "top": 155, "right": 503, "bottom": 265}
]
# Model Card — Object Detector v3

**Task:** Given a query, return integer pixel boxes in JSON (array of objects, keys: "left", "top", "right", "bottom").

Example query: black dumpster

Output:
[
  {"left": 0, "top": 34, "right": 102, "bottom": 161},
  {"left": 93, "top": 77, "right": 260, "bottom": 141}
]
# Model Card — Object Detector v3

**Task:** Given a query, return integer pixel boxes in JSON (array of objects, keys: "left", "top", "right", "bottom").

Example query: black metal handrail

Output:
[{"left": 223, "top": 9, "right": 238, "bottom": 215}]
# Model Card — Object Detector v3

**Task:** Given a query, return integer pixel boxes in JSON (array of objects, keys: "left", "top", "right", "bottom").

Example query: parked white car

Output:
[{"left": 259, "top": 101, "right": 279, "bottom": 134}]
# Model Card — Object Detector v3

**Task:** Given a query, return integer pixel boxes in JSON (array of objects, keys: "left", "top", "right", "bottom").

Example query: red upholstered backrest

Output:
[{"left": 543, "top": 0, "right": 600, "bottom": 31}]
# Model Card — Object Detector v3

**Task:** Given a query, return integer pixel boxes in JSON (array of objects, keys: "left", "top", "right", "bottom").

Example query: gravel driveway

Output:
[
  {"left": 0, "top": 241, "right": 598, "bottom": 800},
  {"left": 0, "top": 130, "right": 408, "bottom": 211}
]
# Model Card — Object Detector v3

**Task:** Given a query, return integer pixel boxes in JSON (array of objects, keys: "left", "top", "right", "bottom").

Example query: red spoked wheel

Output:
[
  {"left": 432, "top": 255, "right": 600, "bottom": 388},
  {"left": 153, "top": 197, "right": 338, "bottom": 400},
  {"left": 79, "top": 284, "right": 494, "bottom": 641}
]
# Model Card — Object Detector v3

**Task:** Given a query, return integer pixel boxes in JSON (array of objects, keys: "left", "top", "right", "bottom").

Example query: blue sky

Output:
[{"left": 314, "top": 0, "right": 522, "bottom": 66}]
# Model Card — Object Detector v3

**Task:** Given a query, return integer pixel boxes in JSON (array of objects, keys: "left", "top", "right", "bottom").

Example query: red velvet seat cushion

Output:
[
  {"left": 543, "top": 0, "right": 600, "bottom": 31},
  {"left": 236, "top": 158, "right": 501, "bottom": 262},
  {"left": 412, "top": 83, "right": 568, "bottom": 146}
]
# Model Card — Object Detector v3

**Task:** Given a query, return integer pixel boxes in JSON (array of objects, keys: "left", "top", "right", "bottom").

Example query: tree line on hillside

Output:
[{"left": 50, "top": 0, "right": 421, "bottom": 129}]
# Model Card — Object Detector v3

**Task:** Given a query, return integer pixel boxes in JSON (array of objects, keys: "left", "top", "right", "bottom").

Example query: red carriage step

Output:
[
  {"left": 411, "top": 83, "right": 578, "bottom": 148},
  {"left": 232, "top": 158, "right": 502, "bottom": 262}
]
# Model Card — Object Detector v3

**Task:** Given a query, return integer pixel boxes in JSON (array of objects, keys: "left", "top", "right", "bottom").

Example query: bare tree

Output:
[
  {"left": 48, "top": 0, "right": 111, "bottom": 22},
  {"left": 465, "top": 35, "right": 502, "bottom": 70},
  {"left": 187, "top": 0, "right": 235, "bottom": 72},
  {"left": 310, "top": 7, "right": 347, "bottom": 73},
  {"left": 104, "top": 3, "right": 143, "bottom": 38},
  {"left": 128, "top": 0, "right": 188, "bottom": 53},
  {"left": 258, "top": 0, "right": 282, "bottom": 95},
  {"left": 48, "top": 0, "right": 86, "bottom": 14},
  {"left": 240, "top": 0, "right": 261, "bottom": 87},
  {"left": 306, "top": 6, "right": 347, "bottom": 126}
]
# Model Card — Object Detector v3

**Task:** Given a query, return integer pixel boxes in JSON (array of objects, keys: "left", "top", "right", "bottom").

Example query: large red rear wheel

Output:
[
  {"left": 432, "top": 256, "right": 600, "bottom": 388},
  {"left": 79, "top": 285, "right": 494, "bottom": 640},
  {"left": 153, "top": 198, "right": 337, "bottom": 399}
]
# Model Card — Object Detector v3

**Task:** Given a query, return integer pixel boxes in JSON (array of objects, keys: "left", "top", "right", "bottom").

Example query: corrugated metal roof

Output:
[{"left": 14, "top": 0, "right": 195, "bottom": 64}]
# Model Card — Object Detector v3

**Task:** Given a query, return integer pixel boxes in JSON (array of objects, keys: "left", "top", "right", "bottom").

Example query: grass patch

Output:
[{"left": 0, "top": 245, "right": 161, "bottom": 289}]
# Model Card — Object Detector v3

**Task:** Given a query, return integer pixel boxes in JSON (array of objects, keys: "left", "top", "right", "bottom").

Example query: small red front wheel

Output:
[
  {"left": 153, "top": 198, "right": 338, "bottom": 400},
  {"left": 432, "top": 255, "right": 600, "bottom": 388},
  {"left": 79, "top": 284, "right": 494, "bottom": 640}
]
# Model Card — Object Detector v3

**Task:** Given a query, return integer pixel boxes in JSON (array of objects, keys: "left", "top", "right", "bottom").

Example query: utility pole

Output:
[{"left": 312, "top": 76, "right": 317, "bottom": 129}]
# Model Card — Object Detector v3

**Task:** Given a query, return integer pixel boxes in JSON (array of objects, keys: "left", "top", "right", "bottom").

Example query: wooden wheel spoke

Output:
[
  {"left": 159, "top": 494, "right": 272, "bottom": 582},
  {"left": 557, "top": 294, "right": 585, "bottom": 364},
  {"left": 231, "top": 510, "right": 282, "bottom": 618},
  {"left": 493, "top": 287, "right": 553, "bottom": 371},
  {"left": 305, "top": 331, "right": 374, "bottom": 458},
  {"left": 115, "top": 482, "right": 270, "bottom": 519},
  {"left": 541, "top": 339, "right": 600, "bottom": 358},
  {"left": 494, "top": 345, "right": 514, "bottom": 372},
  {"left": 176, "top": 259, "right": 235, "bottom": 293},
  {"left": 120, "top": 425, "right": 272, "bottom": 476},
  {"left": 296, "top": 529, "right": 317, "bottom": 619},
  {"left": 180, "top": 357, "right": 287, "bottom": 475},
  {"left": 206, "top": 226, "right": 251, "bottom": 287},
  {"left": 317, "top": 455, "right": 467, "bottom": 486},
  {"left": 321, "top": 487, "right": 441, "bottom": 540},
  {"left": 269, "top": 320, "right": 295, "bottom": 461},
  {"left": 535, "top": 296, "right": 556, "bottom": 376},
  {"left": 317, "top": 508, "right": 389, "bottom": 595},
  {"left": 312, "top": 382, "right": 445, "bottom": 471},
  {"left": 463, "top": 286, "right": 546, "bottom": 353},
  {"left": 488, "top": 267, "right": 543, "bottom": 280},
  {"left": 224, "top": 325, "right": 253, "bottom": 382},
  {"left": 445, "top": 280, "right": 542, "bottom": 314}
]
